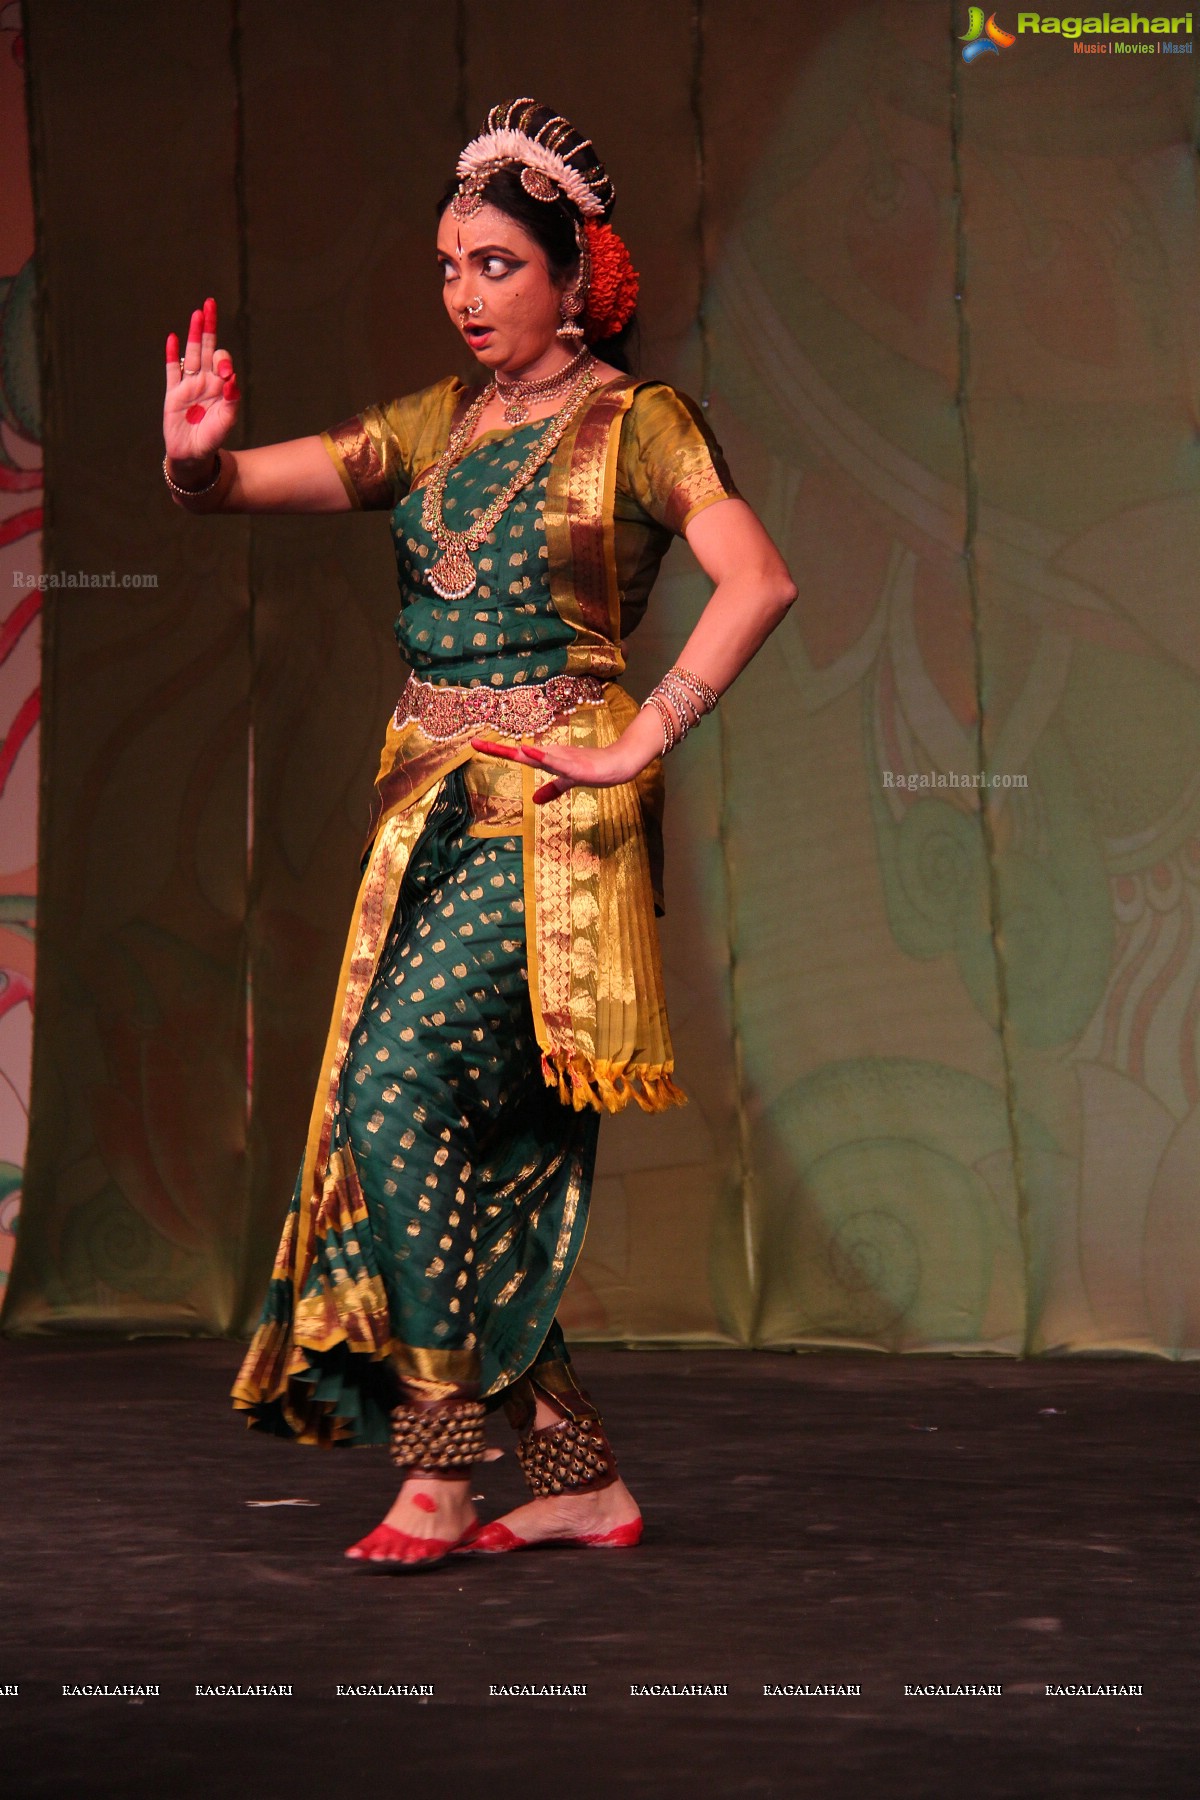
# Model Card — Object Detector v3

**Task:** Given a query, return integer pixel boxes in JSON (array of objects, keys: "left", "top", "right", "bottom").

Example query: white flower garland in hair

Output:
[{"left": 455, "top": 127, "right": 606, "bottom": 218}]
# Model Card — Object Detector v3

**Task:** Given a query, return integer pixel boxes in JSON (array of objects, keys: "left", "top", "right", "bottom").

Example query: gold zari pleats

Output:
[{"left": 523, "top": 691, "right": 684, "bottom": 1114}]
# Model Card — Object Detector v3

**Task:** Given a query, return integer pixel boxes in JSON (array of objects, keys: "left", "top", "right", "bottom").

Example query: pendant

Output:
[
  {"left": 427, "top": 545, "right": 477, "bottom": 602},
  {"left": 450, "top": 176, "right": 486, "bottom": 221},
  {"left": 501, "top": 393, "right": 530, "bottom": 425}
]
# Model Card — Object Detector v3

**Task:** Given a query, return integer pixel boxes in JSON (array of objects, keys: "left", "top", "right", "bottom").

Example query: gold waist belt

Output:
[{"left": 393, "top": 671, "right": 607, "bottom": 743}]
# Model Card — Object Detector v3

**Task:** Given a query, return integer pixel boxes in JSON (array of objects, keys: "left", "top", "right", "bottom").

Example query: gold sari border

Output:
[
  {"left": 231, "top": 1319, "right": 480, "bottom": 1445},
  {"left": 546, "top": 378, "right": 633, "bottom": 682},
  {"left": 388, "top": 1344, "right": 480, "bottom": 1385},
  {"left": 675, "top": 483, "right": 740, "bottom": 536}
]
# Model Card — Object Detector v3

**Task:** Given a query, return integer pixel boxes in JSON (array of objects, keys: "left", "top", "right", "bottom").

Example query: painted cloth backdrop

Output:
[
  {"left": 0, "top": 5, "right": 41, "bottom": 1306},
  {"left": 4, "top": 1, "right": 1198, "bottom": 1357}
]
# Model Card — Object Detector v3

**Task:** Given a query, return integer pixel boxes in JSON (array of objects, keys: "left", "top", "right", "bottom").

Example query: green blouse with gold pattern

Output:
[
  {"left": 390, "top": 418, "right": 572, "bottom": 689},
  {"left": 321, "top": 375, "right": 740, "bottom": 693}
]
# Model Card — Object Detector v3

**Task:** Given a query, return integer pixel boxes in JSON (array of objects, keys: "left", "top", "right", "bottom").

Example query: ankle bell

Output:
[
  {"left": 515, "top": 1415, "right": 617, "bottom": 1498},
  {"left": 389, "top": 1398, "right": 487, "bottom": 1473}
]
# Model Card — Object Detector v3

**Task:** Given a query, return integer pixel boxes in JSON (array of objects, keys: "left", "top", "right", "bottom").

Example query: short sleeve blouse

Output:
[
  {"left": 320, "top": 377, "right": 738, "bottom": 537},
  {"left": 319, "top": 377, "right": 739, "bottom": 657}
]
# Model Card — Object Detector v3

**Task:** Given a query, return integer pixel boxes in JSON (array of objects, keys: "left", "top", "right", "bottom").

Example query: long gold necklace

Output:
[
  {"left": 494, "top": 345, "right": 593, "bottom": 424},
  {"left": 420, "top": 364, "right": 599, "bottom": 602}
]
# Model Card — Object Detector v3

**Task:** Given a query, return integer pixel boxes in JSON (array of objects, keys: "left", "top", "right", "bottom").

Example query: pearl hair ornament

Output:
[{"left": 450, "top": 98, "right": 615, "bottom": 223}]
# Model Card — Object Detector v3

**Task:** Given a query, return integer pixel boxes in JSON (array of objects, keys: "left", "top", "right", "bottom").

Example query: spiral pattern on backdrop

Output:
[{"left": 58, "top": 1188, "right": 195, "bottom": 1303}]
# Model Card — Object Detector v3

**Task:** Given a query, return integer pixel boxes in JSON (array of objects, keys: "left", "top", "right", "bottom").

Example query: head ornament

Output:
[
  {"left": 450, "top": 97, "right": 615, "bottom": 222},
  {"left": 449, "top": 99, "right": 636, "bottom": 343}
]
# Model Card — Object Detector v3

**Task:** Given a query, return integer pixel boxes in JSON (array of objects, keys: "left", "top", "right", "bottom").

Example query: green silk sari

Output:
[{"left": 232, "top": 382, "right": 738, "bottom": 1446}]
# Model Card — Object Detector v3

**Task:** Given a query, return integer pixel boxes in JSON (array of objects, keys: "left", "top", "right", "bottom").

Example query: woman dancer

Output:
[{"left": 163, "top": 99, "right": 796, "bottom": 1570}]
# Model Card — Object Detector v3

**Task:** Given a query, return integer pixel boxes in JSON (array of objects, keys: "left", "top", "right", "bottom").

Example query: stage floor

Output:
[{"left": 0, "top": 1341, "right": 1194, "bottom": 1797}]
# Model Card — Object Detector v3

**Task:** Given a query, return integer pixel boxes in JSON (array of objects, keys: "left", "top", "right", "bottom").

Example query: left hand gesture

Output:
[{"left": 469, "top": 735, "right": 645, "bottom": 804}]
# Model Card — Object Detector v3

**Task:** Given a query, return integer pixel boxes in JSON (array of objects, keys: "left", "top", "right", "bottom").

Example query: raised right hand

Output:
[{"left": 163, "top": 295, "right": 240, "bottom": 465}]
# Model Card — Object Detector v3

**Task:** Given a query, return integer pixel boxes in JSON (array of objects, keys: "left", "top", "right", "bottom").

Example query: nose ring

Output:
[{"left": 465, "top": 298, "right": 484, "bottom": 316}]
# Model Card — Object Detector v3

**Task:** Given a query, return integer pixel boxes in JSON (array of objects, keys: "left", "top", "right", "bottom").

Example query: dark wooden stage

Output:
[{"left": 0, "top": 1342, "right": 1194, "bottom": 1797}]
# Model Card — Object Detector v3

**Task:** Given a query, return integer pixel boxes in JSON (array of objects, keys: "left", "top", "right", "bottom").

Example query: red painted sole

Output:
[
  {"left": 345, "top": 1517, "right": 481, "bottom": 1572},
  {"left": 464, "top": 1516, "right": 644, "bottom": 1556}
]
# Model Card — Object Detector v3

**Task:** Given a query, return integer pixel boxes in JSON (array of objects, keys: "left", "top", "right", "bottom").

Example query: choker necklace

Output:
[
  {"left": 420, "top": 362, "right": 600, "bottom": 601},
  {"left": 493, "top": 346, "right": 595, "bottom": 425}
]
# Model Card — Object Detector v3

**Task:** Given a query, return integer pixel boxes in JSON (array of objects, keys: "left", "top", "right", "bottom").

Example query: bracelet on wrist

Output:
[
  {"left": 163, "top": 449, "right": 223, "bottom": 496},
  {"left": 643, "top": 690, "right": 677, "bottom": 755},
  {"left": 640, "top": 664, "right": 721, "bottom": 756}
]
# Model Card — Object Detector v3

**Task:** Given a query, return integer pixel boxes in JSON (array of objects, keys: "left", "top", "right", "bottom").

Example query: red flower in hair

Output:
[{"left": 583, "top": 223, "right": 639, "bottom": 341}]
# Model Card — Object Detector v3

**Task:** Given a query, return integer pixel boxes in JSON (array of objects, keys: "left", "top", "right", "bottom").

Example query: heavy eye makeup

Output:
[{"left": 438, "top": 251, "right": 524, "bottom": 282}]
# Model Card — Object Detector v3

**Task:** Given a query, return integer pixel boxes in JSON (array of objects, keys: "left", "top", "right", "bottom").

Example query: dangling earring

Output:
[
  {"left": 557, "top": 288, "right": 585, "bottom": 343},
  {"left": 556, "top": 219, "right": 591, "bottom": 343}
]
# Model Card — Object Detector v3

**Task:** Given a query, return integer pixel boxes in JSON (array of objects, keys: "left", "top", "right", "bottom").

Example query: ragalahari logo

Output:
[{"left": 960, "top": 9, "right": 1018, "bottom": 58}]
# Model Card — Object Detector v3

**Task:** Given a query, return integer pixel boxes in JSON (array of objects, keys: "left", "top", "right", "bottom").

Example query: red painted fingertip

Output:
[
  {"left": 203, "top": 296, "right": 217, "bottom": 325},
  {"left": 225, "top": 380, "right": 240, "bottom": 403},
  {"left": 470, "top": 737, "right": 509, "bottom": 757},
  {"left": 166, "top": 331, "right": 179, "bottom": 360},
  {"left": 216, "top": 358, "right": 233, "bottom": 378},
  {"left": 523, "top": 745, "right": 547, "bottom": 764},
  {"left": 534, "top": 782, "right": 559, "bottom": 804}
]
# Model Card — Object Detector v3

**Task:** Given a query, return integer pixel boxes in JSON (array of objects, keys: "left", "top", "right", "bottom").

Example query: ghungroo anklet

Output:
[
  {"left": 389, "top": 1399, "right": 487, "bottom": 1473},
  {"left": 515, "top": 1415, "right": 617, "bottom": 1497}
]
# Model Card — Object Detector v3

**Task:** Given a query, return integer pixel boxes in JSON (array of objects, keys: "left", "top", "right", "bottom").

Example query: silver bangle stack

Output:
[{"left": 641, "top": 664, "right": 720, "bottom": 755}]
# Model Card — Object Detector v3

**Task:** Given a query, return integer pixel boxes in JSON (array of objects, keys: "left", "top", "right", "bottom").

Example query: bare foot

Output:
[
  {"left": 345, "top": 1476, "right": 477, "bottom": 1562},
  {"left": 483, "top": 1476, "right": 641, "bottom": 1547}
]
